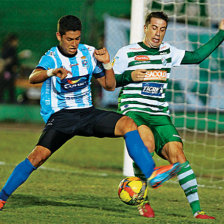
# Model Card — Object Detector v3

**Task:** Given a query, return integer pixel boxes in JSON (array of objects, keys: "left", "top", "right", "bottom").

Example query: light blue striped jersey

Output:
[{"left": 37, "top": 44, "right": 105, "bottom": 123}]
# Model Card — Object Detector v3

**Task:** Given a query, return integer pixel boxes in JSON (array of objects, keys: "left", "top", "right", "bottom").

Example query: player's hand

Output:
[
  {"left": 52, "top": 68, "right": 72, "bottom": 80},
  {"left": 219, "top": 19, "right": 224, "bottom": 30},
  {"left": 131, "top": 69, "right": 147, "bottom": 81},
  {"left": 94, "top": 48, "right": 110, "bottom": 64}
]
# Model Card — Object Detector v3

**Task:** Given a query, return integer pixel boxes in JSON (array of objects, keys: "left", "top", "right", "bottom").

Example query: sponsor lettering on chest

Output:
[
  {"left": 142, "top": 83, "right": 164, "bottom": 96},
  {"left": 144, "top": 70, "right": 167, "bottom": 81}
]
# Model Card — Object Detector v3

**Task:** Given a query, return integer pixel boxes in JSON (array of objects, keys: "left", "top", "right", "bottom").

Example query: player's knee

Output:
[
  {"left": 114, "top": 116, "right": 137, "bottom": 136},
  {"left": 28, "top": 146, "right": 51, "bottom": 167},
  {"left": 162, "top": 141, "right": 186, "bottom": 163}
]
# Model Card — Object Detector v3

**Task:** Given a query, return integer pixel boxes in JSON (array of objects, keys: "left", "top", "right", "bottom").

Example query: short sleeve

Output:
[
  {"left": 36, "top": 55, "right": 56, "bottom": 70},
  {"left": 112, "top": 47, "right": 129, "bottom": 74},
  {"left": 93, "top": 60, "right": 105, "bottom": 79},
  {"left": 170, "top": 45, "right": 185, "bottom": 67}
]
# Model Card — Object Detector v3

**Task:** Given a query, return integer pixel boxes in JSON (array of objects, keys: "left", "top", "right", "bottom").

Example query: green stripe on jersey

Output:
[{"left": 127, "top": 48, "right": 170, "bottom": 57}]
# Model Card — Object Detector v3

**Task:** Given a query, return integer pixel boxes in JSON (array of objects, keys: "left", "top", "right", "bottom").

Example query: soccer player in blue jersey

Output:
[{"left": 0, "top": 15, "right": 181, "bottom": 211}]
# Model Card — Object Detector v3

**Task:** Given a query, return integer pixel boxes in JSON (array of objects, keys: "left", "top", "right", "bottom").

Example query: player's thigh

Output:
[
  {"left": 37, "top": 126, "right": 73, "bottom": 154},
  {"left": 153, "top": 124, "right": 183, "bottom": 159},
  {"left": 91, "top": 109, "right": 127, "bottom": 137}
]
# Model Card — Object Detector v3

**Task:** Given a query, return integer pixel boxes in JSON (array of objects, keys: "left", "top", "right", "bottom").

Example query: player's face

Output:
[
  {"left": 56, "top": 30, "right": 81, "bottom": 55},
  {"left": 144, "top": 17, "right": 167, "bottom": 48}
]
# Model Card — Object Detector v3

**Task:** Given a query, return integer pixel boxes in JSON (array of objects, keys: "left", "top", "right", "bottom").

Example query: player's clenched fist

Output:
[{"left": 94, "top": 47, "right": 110, "bottom": 64}]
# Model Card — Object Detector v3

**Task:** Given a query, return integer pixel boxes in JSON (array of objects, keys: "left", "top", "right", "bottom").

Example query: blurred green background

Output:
[{"left": 0, "top": 0, "right": 131, "bottom": 68}]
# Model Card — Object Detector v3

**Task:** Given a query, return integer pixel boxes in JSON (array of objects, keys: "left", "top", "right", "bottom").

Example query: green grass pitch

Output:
[{"left": 0, "top": 123, "right": 223, "bottom": 223}]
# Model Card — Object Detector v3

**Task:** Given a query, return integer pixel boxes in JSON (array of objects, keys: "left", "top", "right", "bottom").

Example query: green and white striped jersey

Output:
[{"left": 113, "top": 41, "right": 185, "bottom": 116}]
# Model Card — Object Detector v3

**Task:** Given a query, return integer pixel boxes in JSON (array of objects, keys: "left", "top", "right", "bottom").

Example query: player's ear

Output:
[
  {"left": 56, "top": 32, "right": 62, "bottom": 42},
  {"left": 144, "top": 25, "right": 148, "bottom": 34}
]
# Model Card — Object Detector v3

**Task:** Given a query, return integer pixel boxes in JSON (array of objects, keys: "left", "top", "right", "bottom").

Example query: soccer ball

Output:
[{"left": 118, "top": 176, "right": 147, "bottom": 206}]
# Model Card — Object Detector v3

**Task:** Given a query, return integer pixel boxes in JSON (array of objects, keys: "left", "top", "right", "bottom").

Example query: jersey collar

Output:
[
  {"left": 57, "top": 45, "right": 78, "bottom": 58},
  {"left": 138, "top": 42, "right": 159, "bottom": 53}
]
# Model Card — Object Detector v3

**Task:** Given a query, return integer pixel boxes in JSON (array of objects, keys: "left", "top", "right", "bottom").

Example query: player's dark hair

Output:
[
  {"left": 145, "top": 11, "right": 168, "bottom": 27},
  {"left": 57, "top": 15, "right": 82, "bottom": 35}
]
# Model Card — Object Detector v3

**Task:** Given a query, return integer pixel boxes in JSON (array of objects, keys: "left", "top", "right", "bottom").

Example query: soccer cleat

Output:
[
  {"left": 194, "top": 211, "right": 215, "bottom": 219},
  {"left": 148, "top": 162, "right": 181, "bottom": 188},
  {"left": 137, "top": 200, "right": 155, "bottom": 218},
  {"left": 0, "top": 200, "right": 6, "bottom": 211}
]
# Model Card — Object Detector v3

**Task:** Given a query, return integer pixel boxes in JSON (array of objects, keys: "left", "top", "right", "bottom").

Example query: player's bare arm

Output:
[
  {"left": 29, "top": 68, "right": 71, "bottom": 84},
  {"left": 94, "top": 48, "right": 116, "bottom": 91}
]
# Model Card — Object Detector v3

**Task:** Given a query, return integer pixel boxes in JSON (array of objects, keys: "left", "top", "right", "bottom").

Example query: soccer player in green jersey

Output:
[{"left": 113, "top": 11, "right": 224, "bottom": 219}]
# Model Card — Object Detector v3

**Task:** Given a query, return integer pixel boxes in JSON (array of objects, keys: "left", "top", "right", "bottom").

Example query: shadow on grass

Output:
[{"left": 9, "top": 194, "right": 129, "bottom": 213}]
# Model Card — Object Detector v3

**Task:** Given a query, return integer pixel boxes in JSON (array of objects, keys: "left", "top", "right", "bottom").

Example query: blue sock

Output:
[
  {"left": 124, "top": 130, "right": 155, "bottom": 178},
  {"left": 0, "top": 158, "right": 36, "bottom": 201}
]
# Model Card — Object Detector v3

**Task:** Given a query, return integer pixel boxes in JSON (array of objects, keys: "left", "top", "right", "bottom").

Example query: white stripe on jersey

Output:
[
  {"left": 121, "top": 97, "right": 169, "bottom": 107},
  {"left": 120, "top": 104, "right": 165, "bottom": 112},
  {"left": 122, "top": 90, "right": 165, "bottom": 98},
  {"left": 122, "top": 108, "right": 170, "bottom": 116}
]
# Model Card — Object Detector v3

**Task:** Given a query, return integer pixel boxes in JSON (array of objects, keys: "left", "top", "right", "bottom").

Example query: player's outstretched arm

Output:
[
  {"left": 29, "top": 68, "right": 71, "bottom": 84},
  {"left": 182, "top": 19, "right": 224, "bottom": 64}
]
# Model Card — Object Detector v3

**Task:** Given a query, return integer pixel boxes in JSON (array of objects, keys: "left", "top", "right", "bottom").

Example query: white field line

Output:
[
  {"left": 0, "top": 161, "right": 109, "bottom": 177},
  {"left": 0, "top": 161, "right": 223, "bottom": 190}
]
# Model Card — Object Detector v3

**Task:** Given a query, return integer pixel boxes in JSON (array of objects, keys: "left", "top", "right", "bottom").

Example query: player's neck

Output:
[
  {"left": 57, "top": 46, "right": 78, "bottom": 58},
  {"left": 139, "top": 41, "right": 159, "bottom": 52},
  {"left": 143, "top": 39, "right": 159, "bottom": 49}
]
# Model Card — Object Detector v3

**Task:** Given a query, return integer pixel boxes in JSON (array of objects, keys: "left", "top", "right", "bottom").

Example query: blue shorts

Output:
[{"left": 37, "top": 107, "right": 123, "bottom": 153}]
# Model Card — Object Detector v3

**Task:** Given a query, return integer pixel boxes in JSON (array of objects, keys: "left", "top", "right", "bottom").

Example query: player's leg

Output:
[
  {"left": 89, "top": 108, "right": 181, "bottom": 188},
  {"left": 112, "top": 115, "right": 181, "bottom": 186},
  {"left": 0, "top": 126, "right": 72, "bottom": 210},
  {"left": 133, "top": 125, "right": 155, "bottom": 217},
  {"left": 161, "top": 142, "right": 215, "bottom": 219},
  {"left": 133, "top": 125, "right": 181, "bottom": 218},
  {"left": 138, "top": 125, "right": 155, "bottom": 153},
  {"left": 0, "top": 146, "right": 50, "bottom": 209},
  {"left": 113, "top": 115, "right": 155, "bottom": 179}
]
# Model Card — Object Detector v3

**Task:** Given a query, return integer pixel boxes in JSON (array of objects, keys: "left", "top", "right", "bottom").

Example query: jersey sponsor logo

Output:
[
  {"left": 160, "top": 52, "right": 167, "bottom": 55},
  {"left": 81, "top": 56, "right": 88, "bottom": 67},
  {"left": 130, "top": 47, "right": 142, "bottom": 50},
  {"left": 134, "top": 55, "right": 150, "bottom": 61},
  {"left": 49, "top": 51, "right": 55, "bottom": 56},
  {"left": 160, "top": 45, "right": 167, "bottom": 51},
  {"left": 61, "top": 75, "right": 89, "bottom": 92},
  {"left": 144, "top": 70, "right": 167, "bottom": 81},
  {"left": 67, "top": 79, "right": 80, "bottom": 84},
  {"left": 142, "top": 82, "right": 164, "bottom": 96},
  {"left": 70, "top": 63, "right": 79, "bottom": 67}
]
